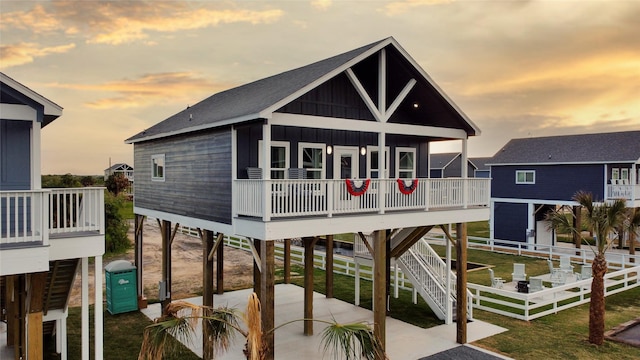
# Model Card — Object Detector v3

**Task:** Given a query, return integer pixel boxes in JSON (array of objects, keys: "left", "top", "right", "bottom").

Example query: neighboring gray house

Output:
[
  {"left": 470, "top": 157, "right": 492, "bottom": 178},
  {"left": 126, "top": 37, "right": 490, "bottom": 358},
  {"left": 0, "top": 72, "right": 105, "bottom": 360},
  {"left": 429, "top": 152, "right": 477, "bottom": 178},
  {"left": 104, "top": 163, "right": 134, "bottom": 182},
  {"left": 488, "top": 130, "right": 640, "bottom": 246}
]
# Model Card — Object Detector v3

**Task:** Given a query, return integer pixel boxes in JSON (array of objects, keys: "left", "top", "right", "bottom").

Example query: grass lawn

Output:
[
  {"left": 60, "top": 247, "right": 640, "bottom": 359},
  {"left": 118, "top": 198, "right": 134, "bottom": 220}
]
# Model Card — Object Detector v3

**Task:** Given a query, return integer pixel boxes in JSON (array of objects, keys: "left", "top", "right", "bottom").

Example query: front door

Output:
[{"left": 333, "top": 146, "right": 359, "bottom": 180}]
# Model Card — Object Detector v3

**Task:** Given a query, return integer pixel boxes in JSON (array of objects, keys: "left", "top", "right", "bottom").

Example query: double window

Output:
[
  {"left": 396, "top": 147, "right": 416, "bottom": 179},
  {"left": 366, "top": 146, "right": 389, "bottom": 179},
  {"left": 299, "top": 142, "right": 326, "bottom": 179},
  {"left": 516, "top": 170, "right": 535, "bottom": 184},
  {"left": 151, "top": 154, "right": 165, "bottom": 181}
]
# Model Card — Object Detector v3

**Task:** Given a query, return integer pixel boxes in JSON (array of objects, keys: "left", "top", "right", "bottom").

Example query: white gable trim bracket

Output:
[{"left": 345, "top": 48, "right": 416, "bottom": 123}]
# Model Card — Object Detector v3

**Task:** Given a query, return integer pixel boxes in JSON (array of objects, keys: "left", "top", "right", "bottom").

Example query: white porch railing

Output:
[
  {"left": 235, "top": 178, "right": 490, "bottom": 219},
  {"left": 1, "top": 188, "right": 104, "bottom": 247},
  {"left": 607, "top": 184, "right": 640, "bottom": 201}
]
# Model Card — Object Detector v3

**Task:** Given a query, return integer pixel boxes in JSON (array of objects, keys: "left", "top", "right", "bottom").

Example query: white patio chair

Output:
[
  {"left": 511, "top": 263, "right": 527, "bottom": 282},
  {"left": 578, "top": 264, "right": 592, "bottom": 280},
  {"left": 529, "top": 277, "right": 544, "bottom": 292},
  {"left": 488, "top": 268, "right": 505, "bottom": 289},
  {"left": 551, "top": 270, "right": 567, "bottom": 287},
  {"left": 246, "top": 167, "right": 263, "bottom": 179},
  {"left": 559, "top": 255, "right": 574, "bottom": 274}
]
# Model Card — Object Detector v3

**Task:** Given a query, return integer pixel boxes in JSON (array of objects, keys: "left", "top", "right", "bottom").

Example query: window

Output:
[
  {"left": 516, "top": 170, "right": 535, "bottom": 184},
  {"left": 298, "top": 142, "right": 326, "bottom": 179},
  {"left": 258, "top": 141, "right": 290, "bottom": 179},
  {"left": 396, "top": 147, "right": 416, "bottom": 179},
  {"left": 366, "top": 146, "right": 389, "bottom": 178},
  {"left": 151, "top": 154, "right": 165, "bottom": 181},
  {"left": 621, "top": 168, "right": 629, "bottom": 181},
  {"left": 612, "top": 168, "right": 620, "bottom": 180}
]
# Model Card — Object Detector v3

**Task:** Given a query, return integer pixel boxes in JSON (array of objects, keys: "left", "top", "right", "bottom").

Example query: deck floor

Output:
[{"left": 141, "top": 284, "right": 509, "bottom": 359}]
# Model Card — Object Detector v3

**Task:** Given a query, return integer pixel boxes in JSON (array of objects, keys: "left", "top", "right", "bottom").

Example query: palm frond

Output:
[
  {"left": 321, "top": 321, "right": 386, "bottom": 360},
  {"left": 139, "top": 316, "right": 195, "bottom": 360},
  {"left": 244, "top": 293, "right": 264, "bottom": 360},
  {"left": 204, "top": 306, "right": 243, "bottom": 357}
]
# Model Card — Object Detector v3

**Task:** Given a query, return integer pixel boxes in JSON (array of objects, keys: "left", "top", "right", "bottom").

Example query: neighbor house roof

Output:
[
  {"left": 0, "top": 72, "right": 63, "bottom": 126},
  {"left": 430, "top": 152, "right": 472, "bottom": 170},
  {"left": 126, "top": 37, "right": 479, "bottom": 144},
  {"left": 105, "top": 163, "right": 133, "bottom": 172},
  {"left": 488, "top": 130, "right": 640, "bottom": 165},
  {"left": 469, "top": 157, "right": 492, "bottom": 171}
]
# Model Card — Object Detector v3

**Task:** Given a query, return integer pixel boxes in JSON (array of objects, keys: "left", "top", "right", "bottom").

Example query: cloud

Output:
[
  {"left": 310, "top": 0, "right": 333, "bottom": 11},
  {"left": 46, "top": 72, "right": 228, "bottom": 109},
  {"left": 0, "top": 42, "right": 76, "bottom": 68},
  {"left": 2, "top": 1, "right": 285, "bottom": 46},
  {"left": 383, "top": 0, "right": 454, "bottom": 15}
]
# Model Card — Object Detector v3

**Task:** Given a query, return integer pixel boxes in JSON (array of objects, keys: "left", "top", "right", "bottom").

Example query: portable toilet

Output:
[{"left": 105, "top": 260, "right": 138, "bottom": 314}]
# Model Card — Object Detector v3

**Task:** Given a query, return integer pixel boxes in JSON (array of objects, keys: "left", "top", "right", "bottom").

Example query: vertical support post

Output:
[
  {"left": 253, "top": 239, "right": 262, "bottom": 301},
  {"left": 354, "top": 261, "right": 360, "bottom": 306},
  {"left": 304, "top": 237, "right": 316, "bottom": 336},
  {"left": 216, "top": 234, "right": 224, "bottom": 294},
  {"left": 94, "top": 256, "right": 104, "bottom": 360},
  {"left": 325, "top": 235, "right": 334, "bottom": 298},
  {"left": 262, "top": 122, "right": 271, "bottom": 221},
  {"left": 231, "top": 125, "right": 238, "bottom": 218},
  {"left": 378, "top": 48, "right": 386, "bottom": 120},
  {"left": 385, "top": 231, "right": 391, "bottom": 315},
  {"left": 445, "top": 233, "right": 452, "bottom": 324},
  {"left": 573, "top": 206, "right": 582, "bottom": 251},
  {"left": 455, "top": 223, "right": 468, "bottom": 344},
  {"left": 26, "top": 272, "right": 46, "bottom": 360},
  {"left": 373, "top": 229, "right": 387, "bottom": 350},
  {"left": 378, "top": 131, "right": 386, "bottom": 214},
  {"left": 134, "top": 214, "right": 146, "bottom": 308},
  {"left": 161, "top": 220, "right": 172, "bottom": 315},
  {"left": 81, "top": 257, "right": 89, "bottom": 360},
  {"left": 260, "top": 240, "right": 275, "bottom": 360},
  {"left": 284, "top": 239, "right": 291, "bottom": 284},
  {"left": 202, "top": 230, "right": 214, "bottom": 360},
  {"left": 461, "top": 138, "right": 468, "bottom": 209},
  {"left": 5, "top": 275, "right": 15, "bottom": 346}
]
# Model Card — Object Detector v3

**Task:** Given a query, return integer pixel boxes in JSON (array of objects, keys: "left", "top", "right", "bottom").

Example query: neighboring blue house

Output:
[
  {"left": 470, "top": 157, "right": 491, "bottom": 178},
  {"left": 488, "top": 130, "right": 640, "bottom": 246},
  {"left": 429, "top": 152, "right": 477, "bottom": 178},
  {"left": 0, "top": 73, "right": 105, "bottom": 360}
]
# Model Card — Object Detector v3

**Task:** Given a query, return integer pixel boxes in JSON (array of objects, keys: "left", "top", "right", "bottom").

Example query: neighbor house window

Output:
[
  {"left": 367, "top": 146, "right": 389, "bottom": 179},
  {"left": 516, "top": 170, "right": 535, "bottom": 184},
  {"left": 396, "top": 147, "right": 416, "bottom": 179},
  {"left": 258, "top": 141, "right": 290, "bottom": 179},
  {"left": 621, "top": 168, "right": 629, "bottom": 182},
  {"left": 298, "top": 142, "right": 325, "bottom": 179},
  {"left": 612, "top": 168, "right": 620, "bottom": 181},
  {"left": 151, "top": 154, "right": 165, "bottom": 181}
]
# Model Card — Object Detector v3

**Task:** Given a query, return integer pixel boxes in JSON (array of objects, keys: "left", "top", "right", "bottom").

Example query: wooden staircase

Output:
[{"left": 42, "top": 259, "right": 80, "bottom": 336}]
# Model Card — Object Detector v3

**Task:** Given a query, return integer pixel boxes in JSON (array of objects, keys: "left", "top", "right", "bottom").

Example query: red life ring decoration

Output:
[
  {"left": 397, "top": 179, "right": 418, "bottom": 195},
  {"left": 345, "top": 178, "right": 370, "bottom": 196}
]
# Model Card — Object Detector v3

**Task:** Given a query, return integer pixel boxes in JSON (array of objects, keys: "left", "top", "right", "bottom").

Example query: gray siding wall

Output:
[
  {"left": 134, "top": 128, "right": 232, "bottom": 225},
  {"left": 0, "top": 120, "right": 31, "bottom": 190}
]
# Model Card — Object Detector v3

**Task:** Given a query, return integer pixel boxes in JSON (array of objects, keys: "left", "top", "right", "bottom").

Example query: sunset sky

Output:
[{"left": 1, "top": 0, "right": 639, "bottom": 175}]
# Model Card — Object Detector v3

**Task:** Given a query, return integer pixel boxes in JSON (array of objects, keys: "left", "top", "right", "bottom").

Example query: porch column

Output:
[
  {"left": 202, "top": 230, "right": 215, "bottom": 360},
  {"left": 527, "top": 203, "right": 535, "bottom": 247},
  {"left": 81, "top": 257, "right": 89, "bottom": 360},
  {"left": 325, "top": 235, "right": 334, "bottom": 298},
  {"left": 94, "top": 255, "right": 104, "bottom": 360},
  {"left": 455, "top": 223, "right": 468, "bottom": 344},
  {"left": 373, "top": 229, "right": 387, "bottom": 349},
  {"left": 573, "top": 206, "right": 582, "bottom": 250},
  {"left": 378, "top": 131, "right": 386, "bottom": 214},
  {"left": 160, "top": 220, "right": 172, "bottom": 315},
  {"left": 134, "top": 214, "right": 146, "bottom": 308},
  {"left": 253, "top": 239, "right": 262, "bottom": 300},
  {"left": 260, "top": 240, "right": 275, "bottom": 360},
  {"left": 262, "top": 122, "right": 271, "bottom": 221},
  {"left": 26, "top": 272, "right": 46, "bottom": 360},
  {"left": 284, "top": 239, "right": 291, "bottom": 284},
  {"left": 304, "top": 237, "right": 318, "bottom": 335},
  {"left": 445, "top": 233, "right": 453, "bottom": 324},
  {"left": 217, "top": 235, "right": 224, "bottom": 294},
  {"left": 461, "top": 138, "right": 468, "bottom": 208}
]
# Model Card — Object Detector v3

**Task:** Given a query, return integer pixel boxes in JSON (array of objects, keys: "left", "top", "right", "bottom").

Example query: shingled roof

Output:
[
  {"left": 126, "top": 37, "right": 478, "bottom": 143},
  {"left": 488, "top": 130, "right": 640, "bottom": 165}
]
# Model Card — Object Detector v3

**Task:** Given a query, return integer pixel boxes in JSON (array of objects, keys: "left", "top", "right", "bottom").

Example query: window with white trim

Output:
[
  {"left": 258, "top": 141, "right": 290, "bottom": 179},
  {"left": 151, "top": 154, "right": 165, "bottom": 181},
  {"left": 396, "top": 147, "right": 416, "bottom": 179},
  {"left": 515, "top": 170, "right": 535, "bottom": 184},
  {"left": 612, "top": 168, "right": 620, "bottom": 180},
  {"left": 367, "top": 146, "right": 389, "bottom": 179},
  {"left": 298, "top": 142, "right": 325, "bottom": 179}
]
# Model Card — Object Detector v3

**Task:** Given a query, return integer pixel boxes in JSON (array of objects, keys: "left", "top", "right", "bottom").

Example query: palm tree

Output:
[
  {"left": 138, "top": 293, "right": 386, "bottom": 360},
  {"left": 545, "top": 191, "right": 627, "bottom": 345},
  {"left": 623, "top": 207, "right": 640, "bottom": 262}
]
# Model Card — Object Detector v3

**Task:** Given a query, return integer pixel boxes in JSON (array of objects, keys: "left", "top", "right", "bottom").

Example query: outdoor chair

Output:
[
  {"left": 488, "top": 269, "right": 505, "bottom": 289},
  {"left": 287, "top": 168, "right": 307, "bottom": 179},
  {"left": 246, "top": 167, "right": 263, "bottom": 179},
  {"left": 551, "top": 270, "right": 567, "bottom": 287},
  {"left": 578, "top": 264, "right": 592, "bottom": 280},
  {"left": 511, "top": 263, "right": 527, "bottom": 282},
  {"left": 559, "top": 255, "right": 574, "bottom": 274},
  {"left": 529, "top": 277, "right": 544, "bottom": 292}
]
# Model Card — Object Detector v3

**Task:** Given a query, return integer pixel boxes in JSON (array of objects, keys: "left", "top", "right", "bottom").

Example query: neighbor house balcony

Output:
[
  {"left": 607, "top": 182, "right": 640, "bottom": 206},
  {"left": 234, "top": 178, "right": 490, "bottom": 239},
  {"left": 0, "top": 188, "right": 105, "bottom": 276}
]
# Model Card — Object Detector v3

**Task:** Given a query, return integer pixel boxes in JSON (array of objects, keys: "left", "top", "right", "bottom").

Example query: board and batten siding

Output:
[
  {"left": 491, "top": 164, "right": 605, "bottom": 201},
  {"left": 494, "top": 201, "right": 529, "bottom": 242},
  {"left": 0, "top": 119, "right": 31, "bottom": 190},
  {"left": 134, "top": 128, "right": 232, "bottom": 225}
]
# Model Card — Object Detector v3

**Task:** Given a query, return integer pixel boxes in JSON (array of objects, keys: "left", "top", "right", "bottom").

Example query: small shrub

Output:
[{"left": 105, "top": 191, "right": 131, "bottom": 254}]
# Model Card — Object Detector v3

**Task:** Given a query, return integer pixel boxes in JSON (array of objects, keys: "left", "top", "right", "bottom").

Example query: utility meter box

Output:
[{"left": 105, "top": 260, "right": 138, "bottom": 315}]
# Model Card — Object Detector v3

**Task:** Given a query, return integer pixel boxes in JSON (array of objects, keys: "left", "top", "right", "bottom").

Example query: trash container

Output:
[{"left": 105, "top": 260, "right": 138, "bottom": 315}]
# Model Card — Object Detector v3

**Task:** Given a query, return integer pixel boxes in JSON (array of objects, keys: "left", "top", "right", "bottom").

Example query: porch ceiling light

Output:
[
  {"left": 360, "top": 146, "right": 367, "bottom": 156},
  {"left": 327, "top": 145, "right": 333, "bottom": 155},
  {"left": 412, "top": 102, "right": 419, "bottom": 109}
]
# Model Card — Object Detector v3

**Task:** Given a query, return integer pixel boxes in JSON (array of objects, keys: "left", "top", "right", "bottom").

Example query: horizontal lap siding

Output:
[
  {"left": 134, "top": 128, "right": 232, "bottom": 225},
  {"left": 491, "top": 164, "right": 604, "bottom": 201}
]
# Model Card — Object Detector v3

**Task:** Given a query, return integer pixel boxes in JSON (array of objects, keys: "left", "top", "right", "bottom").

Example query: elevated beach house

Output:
[
  {"left": 429, "top": 152, "right": 478, "bottom": 178},
  {"left": 488, "top": 130, "right": 640, "bottom": 246},
  {"left": 0, "top": 73, "right": 105, "bottom": 360},
  {"left": 126, "top": 37, "right": 490, "bottom": 358}
]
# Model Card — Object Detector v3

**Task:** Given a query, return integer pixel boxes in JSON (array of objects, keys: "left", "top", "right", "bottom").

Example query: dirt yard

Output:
[{"left": 69, "top": 220, "right": 257, "bottom": 306}]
